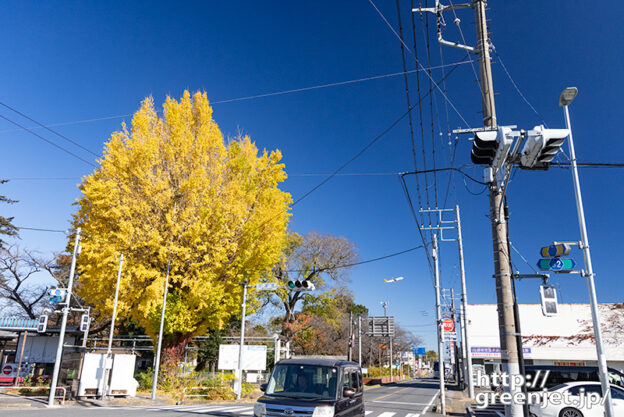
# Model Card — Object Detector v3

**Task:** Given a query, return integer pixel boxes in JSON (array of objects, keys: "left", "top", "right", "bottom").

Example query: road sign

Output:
[
  {"left": 441, "top": 316, "right": 455, "bottom": 332},
  {"left": 48, "top": 288, "right": 67, "bottom": 297},
  {"left": 412, "top": 346, "right": 426, "bottom": 356},
  {"left": 443, "top": 331, "right": 457, "bottom": 341},
  {"left": 540, "top": 244, "right": 571, "bottom": 258},
  {"left": 537, "top": 257, "right": 576, "bottom": 272},
  {"left": 256, "top": 282, "right": 278, "bottom": 291},
  {"left": 0, "top": 317, "right": 38, "bottom": 331},
  {"left": 368, "top": 316, "right": 395, "bottom": 337}
]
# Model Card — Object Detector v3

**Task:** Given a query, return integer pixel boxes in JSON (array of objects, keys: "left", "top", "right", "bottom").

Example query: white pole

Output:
[
  {"left": 358, "top": 316, "right": 362, "bottom": 366},
  {"left": 151, "top": 257, "right": 171, "bottom": 400},
  {"left": 108, "top": 253, "right": 124, "bottom": 354},
  {"left": 433, "top": 234, "right": 445, "bottom": 415},
  {"left": 563, "top": 104, "right": 614, "bottom": 417},
  {"left": 47, "top": 228, "right": 81, "bottom": 407},
  {"left": 456, "top": 205, "right": 474, "bottom": 398},
  {"left": 236, "top": 282, "right": 248, "bottom": 400}
]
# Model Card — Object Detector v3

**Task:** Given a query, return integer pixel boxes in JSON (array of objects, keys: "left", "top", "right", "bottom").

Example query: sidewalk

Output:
[{"left": 429, "top": 386, "right": 472, "bottom": 417}]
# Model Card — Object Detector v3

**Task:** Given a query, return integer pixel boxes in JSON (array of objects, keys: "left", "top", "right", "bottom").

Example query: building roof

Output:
[{"left": 467, "top": 303, "right": 624, "bottom": 362}]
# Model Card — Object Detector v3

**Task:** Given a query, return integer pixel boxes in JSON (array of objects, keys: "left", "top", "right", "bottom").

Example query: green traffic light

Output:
[{"left": 287, "top": 281, "right": 295, "bottom": 289}]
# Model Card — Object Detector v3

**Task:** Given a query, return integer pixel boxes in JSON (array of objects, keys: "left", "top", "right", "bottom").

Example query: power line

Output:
[
  {"left": 292, "top": 60, "right": 466, "bottom": 207},
  {"left": 0, "top": 61, "right": 473, "bottom": 136},
  {"left": 0, "top": 113, "right": 98, "bottom": 168},
  {"left": 0, "top": 101, "right": 100, "bottom": 157},
  {"left": 368, "top": 0, "right": 470, "bottom": 127},
  {"left": 286, "top": 244, "right": 425, "bottom": 273},
  {"left": 16, "top": 226, "right": 67, "bottom": 233},
  {"left": 396, "top": 0, "right": 426, "bottom": 231}
]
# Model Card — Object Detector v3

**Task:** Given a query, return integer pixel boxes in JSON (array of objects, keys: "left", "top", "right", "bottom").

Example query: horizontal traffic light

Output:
[
  {"left": 470, "top": 127, "right": 513, "bottom": 173},
  {"left": 520, "top": 125, "right": 569, "bottom": 168},
  {"left": 286, "top": 280, "right": 315, "bottom": 291}
]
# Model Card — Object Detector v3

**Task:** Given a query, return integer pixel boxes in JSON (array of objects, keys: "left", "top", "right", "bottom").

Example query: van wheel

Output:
[{"left": 559, "top": 407, "right": 583, "bottom": 417}]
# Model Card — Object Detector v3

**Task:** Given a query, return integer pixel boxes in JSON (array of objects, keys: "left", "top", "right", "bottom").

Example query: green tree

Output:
[
  {"left": 72, "top": 91, "right": 291, "bottom": 368},
  {"left": 425, "top": 350, "right": 438, "bottom": 361}
]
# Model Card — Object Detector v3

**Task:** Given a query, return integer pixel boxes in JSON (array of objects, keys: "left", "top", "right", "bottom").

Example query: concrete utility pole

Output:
[
  {"left": 104, "top": 253, "right": 124, "bottom": 398},
  {"left": 432, "top": 234, "right": 445, "bottom": 415},
  {"left": 475, "top": 2, "right": 522, "bottom": 416},
  {"left": 48, "top": 227, "right": 81, "bottom": 407},
  {"left": 348, "top": 311, "right": 353, "bottom": 361},
  {"left": 358, "top": 316, "right": 362, "bottom": 366},
  {"left": 456, "top": 205, "right": 474, "bottom": 398},
  {"left": 560, "top": 88, "right": 614, "bottom": 417},
  {"left": 380, "top": 301, "right": 392, "bottom": 381}
]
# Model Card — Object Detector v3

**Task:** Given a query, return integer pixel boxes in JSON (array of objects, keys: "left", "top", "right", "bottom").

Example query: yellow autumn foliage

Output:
[{"left": 72, "top": 91, "right": 291, "bottom": 342}]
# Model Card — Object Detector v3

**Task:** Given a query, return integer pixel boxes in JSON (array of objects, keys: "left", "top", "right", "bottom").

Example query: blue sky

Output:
[{"left": 1, "top": 1, "right": 623, "bottom": 351}]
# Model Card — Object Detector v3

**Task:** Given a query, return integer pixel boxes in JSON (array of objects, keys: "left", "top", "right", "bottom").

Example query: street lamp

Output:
[{"left": 559, "top": 87, "right": 614, "bottom": 417}]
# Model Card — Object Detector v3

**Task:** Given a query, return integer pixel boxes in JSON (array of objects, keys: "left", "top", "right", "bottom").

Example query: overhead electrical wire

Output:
[
  {"left": 0, "top": 101, "right": 100, "bottom": 157},
  {"left": 0, "top": 113, "right": 97, "bottom": 168},
  {"left": 0, "top": 61, "right": 472, "bottom": 136},
  {"left": 396, "top": 0, "right": 426, "bottom": 231},
  {"left": 367, "top": 0, "right": 470, "bottom": 128}
]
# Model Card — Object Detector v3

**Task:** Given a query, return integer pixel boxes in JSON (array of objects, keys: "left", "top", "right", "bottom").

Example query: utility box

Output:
[{"left": 78, "top": 353, "right": 138, "bottom": 398}]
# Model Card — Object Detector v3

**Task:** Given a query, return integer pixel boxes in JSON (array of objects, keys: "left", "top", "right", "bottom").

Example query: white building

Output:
[{"left": 467, "top": 303, "right": 624, "bottom": 374}]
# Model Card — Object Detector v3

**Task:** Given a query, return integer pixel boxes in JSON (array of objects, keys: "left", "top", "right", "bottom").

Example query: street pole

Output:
[
  {"left": 236, "top": 281, "right": 248, "bottom": 400},
  {"left": 151, "top": 257, "right": 171, "bottom": 400},
  {"left": 14, "top": 331, "right": 27, "bottom": 387},
  {"left": 474, "top": 2, "right": 522, "bottom": 416},
  {"left": 103, "top": 253, "right": 124, "bottom": 398},
  {"left": 450, "top": 288, "right": 459, "bottom": 386},
  {"left": 562, "top": 98, "right": 614, "bottom": 417},
  {"left": 348, "top": 311, "right": 353, "bottom": 361},
  {"left": 456, "top": 205, "right": 474, "bottom": 398},
  {"left": 358, "top": 316, "right": 362, "bottom": 366},
  {"left": 48, "top": 227, "right": 81, "bottom": 407},
  {"left": 433, "top": 234, "right": 445, "bottom": 415}
]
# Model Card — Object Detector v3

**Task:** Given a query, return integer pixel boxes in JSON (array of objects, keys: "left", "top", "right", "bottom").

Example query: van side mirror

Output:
[
  {"left": 260, "top": 383, "right": 267, "bottom": 392},
  {"left": 343, "top": 388, "right": 355, "bottom": 398}
]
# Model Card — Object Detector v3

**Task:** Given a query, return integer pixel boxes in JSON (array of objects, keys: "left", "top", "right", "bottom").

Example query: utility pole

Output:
[
  {"left": 236, "top": 281, "right": 248, "bottom": 400},
  {"left": 420, "top": 206, "right": 473, "bottom": 397},
  {"left": 358, "top": 316, "right": 362, "bottom": 366},
  {"left": 380, "top": 301, "right": 392, "bottom": 381},
  {"left": 151, "top": 257, "right": 171, "bottom": 400},
  {"left": 456, "top": 205, "right": 474, "bottom": 398},
  {"left": 104, "top": 253, "right": 124, "bottom": 398},
  {"left": 475, "top": 2, "right": 522, "bottom": 416},
  {"left": 432, "top": 234, "right": 445, "bottom": 415},
  {"left": 48, "top": 227, "right": 81, "bottom": 407},
  {"left": 348, "top": 311, "right": 353, "bottom": 361}
]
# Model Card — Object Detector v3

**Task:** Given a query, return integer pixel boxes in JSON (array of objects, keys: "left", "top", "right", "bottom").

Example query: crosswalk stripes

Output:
[
  {"left": 365, "top": 411, "right": 373, "bottom": 415},
  {"left": 376, "top": 412, "right": 397, "bottom": 417}
]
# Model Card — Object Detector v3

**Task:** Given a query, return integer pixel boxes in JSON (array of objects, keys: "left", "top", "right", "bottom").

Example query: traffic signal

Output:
[
  {"left": 470, "top": 126, "right": 513, "bottom": 172},
  {"left": 80, "top": 314, "right": 90, "bottom": 332},
  {"left": 539, "top": 284, "right": 558, "bottom": 317},
  {"left": 286, "top": 280, "right": 315, "bottom": 291},
  {"left": 519, "top": 125, "right": 569, "bottom": 169},
  {"left": 37, "top": 315, "right": 48, "bottom": 333}
]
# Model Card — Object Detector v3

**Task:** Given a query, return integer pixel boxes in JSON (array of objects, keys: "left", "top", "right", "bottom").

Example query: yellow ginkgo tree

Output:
[{"left": 72, "top": 91, "right": 291, "bottom": 367}]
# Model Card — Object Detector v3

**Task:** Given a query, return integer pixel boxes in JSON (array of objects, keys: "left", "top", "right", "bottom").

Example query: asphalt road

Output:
[{"left": 0, "top": 378, "right": 441, "bottom": 417}]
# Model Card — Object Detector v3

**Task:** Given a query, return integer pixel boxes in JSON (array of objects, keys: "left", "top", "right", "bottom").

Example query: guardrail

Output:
[
  {"left": 0, "top": 386, "right": 66, "bottom": 404},
  {"left": 179, "top": 386, "right": 233, "bottom": 404}
]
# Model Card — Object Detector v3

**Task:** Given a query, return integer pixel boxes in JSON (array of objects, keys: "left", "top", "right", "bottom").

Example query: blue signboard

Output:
[
  {"left": 0, "top": 317, "right": 39, "bottom": 331},
  {"left": 412, "top": 347, "right": 426, "bottom": 355}
]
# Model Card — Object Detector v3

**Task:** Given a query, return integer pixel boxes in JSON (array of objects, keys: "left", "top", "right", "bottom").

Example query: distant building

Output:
[{"left": 467, "top": 303, "right": 624, "bottom": 374}]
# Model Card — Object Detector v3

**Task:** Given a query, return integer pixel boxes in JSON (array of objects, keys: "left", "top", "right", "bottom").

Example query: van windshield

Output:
[{"left": 266, "top": 364, "right": 338, "bottom": 400}]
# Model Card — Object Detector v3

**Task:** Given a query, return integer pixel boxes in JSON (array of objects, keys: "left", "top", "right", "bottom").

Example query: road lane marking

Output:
[
  {"left": 365, "top": 411, "right": 373, "bottom": 415},
  {"left": 371, "top": 401, "right": 432, "bottom": 405},
  {"left": 422, "top": 390, "right": 440, "bottom": 414},
  {"left": 371, "top": 386, "right": 410, "bottom": 401},
  {"left": 377, "top": 413, "right": 396, "bottom": 417},
  {"left": 405, "top": 413, "right": 420, "bottom": 417}
]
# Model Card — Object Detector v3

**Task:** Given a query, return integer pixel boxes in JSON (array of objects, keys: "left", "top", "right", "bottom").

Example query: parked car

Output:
[
  {"left": 254, "top": 358, "right": 365, "bottom": 417},
  {"left": 524, "top": 366, "right": 624, "bottom": 391},
  {"left": 529, "top": 381, "right": 624, "bottom": 417}
]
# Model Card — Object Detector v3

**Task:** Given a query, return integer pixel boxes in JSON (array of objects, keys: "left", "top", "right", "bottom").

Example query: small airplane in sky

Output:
[{"left": 384, "top": 276, "right": 404, "bottom": 283}]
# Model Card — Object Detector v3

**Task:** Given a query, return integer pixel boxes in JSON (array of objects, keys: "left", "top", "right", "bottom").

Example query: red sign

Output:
[
  {"left": 442, "top": 317, "right": 455, "bottom": 332},
  {"left": 2, "top": 365, "right": 12, "bottom": 375}
]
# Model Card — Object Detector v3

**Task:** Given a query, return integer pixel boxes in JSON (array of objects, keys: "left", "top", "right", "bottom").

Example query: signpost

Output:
[
  {"left": 256, "top": 282, "right": 278, "bottom": 291},
  {"left": 537, "top": 257, "right": 576, "bottom": 272},
  {"left": 540, "top": 244, "right": 571, "bottom": 257},
  {"left": 368, "top": 316, "right": 395, "bottom": 337},
  {"left": 441, "top": 316, "right": 455, "bottom": 332}
]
